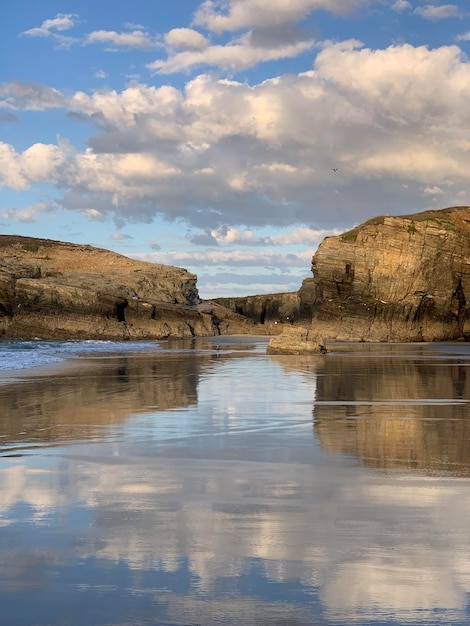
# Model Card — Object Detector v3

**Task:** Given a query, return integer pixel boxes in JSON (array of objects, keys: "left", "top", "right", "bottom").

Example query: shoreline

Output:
[
  {"left": 0, "top": 355, "right": 107, "bottom": 384},
  {"left": 0, "top": 335, "right": 273, "bottom": 384}
]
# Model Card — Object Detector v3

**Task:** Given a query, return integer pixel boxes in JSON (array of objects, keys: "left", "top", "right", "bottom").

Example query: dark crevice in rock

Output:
[
  {"left": 115, "top": 300, "right": 127, "bottom": 323},
  {"left": 451, "top": 277, "right": 466, "bottom": 335}
]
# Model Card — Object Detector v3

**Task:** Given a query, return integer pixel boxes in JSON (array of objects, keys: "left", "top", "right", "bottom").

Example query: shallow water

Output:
[
  {"left": 1, "top": 338, "right": 470, "bottom": 625},
  {"left": 0, "top": 338, "right": 162, "bottom": 371}
]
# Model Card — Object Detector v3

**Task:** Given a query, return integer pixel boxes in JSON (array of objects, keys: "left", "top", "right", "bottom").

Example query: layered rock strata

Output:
[
  {"left": 219, "top": 207, "right": 470, "bottom": 345},
  {"left": 0, "top": 236, "right": 254, "bottom": 340},
  {"left": 306, "top": 207, "right": 470, "bottom": 342}
]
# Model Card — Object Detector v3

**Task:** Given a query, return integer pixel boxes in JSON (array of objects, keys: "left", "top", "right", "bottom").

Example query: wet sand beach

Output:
[{"left": 1, "top": 337, "right": 470, "bottom": 625}]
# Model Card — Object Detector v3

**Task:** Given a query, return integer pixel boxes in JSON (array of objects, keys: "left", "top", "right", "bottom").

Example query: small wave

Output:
[{"left": 0, "top": 339, "right": 161, "bottom": 372}]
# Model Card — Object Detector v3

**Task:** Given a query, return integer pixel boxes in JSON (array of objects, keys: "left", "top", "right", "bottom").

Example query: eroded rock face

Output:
[
  {"left": 0, "top": 236, "right": 253, "bottom": 340},
  {"left": 213, "top": 292, "right": 303, "bottom": 332},
  {"left": 215, "top": 207, "right": 470, "bottom": 344},
  {"left": 306, "top": 207, "right": 470, "bottom": 342}
]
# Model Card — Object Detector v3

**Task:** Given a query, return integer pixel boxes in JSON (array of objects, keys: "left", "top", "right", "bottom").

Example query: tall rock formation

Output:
[
  {"left": 217, "top": 206, "right": 470, "bottom": 344},
  {"left": 0, "top": 236, "right": 254, "bottom": 340},
  {"left": 304, "top": 206, "right": 470, "bottom": 342}
]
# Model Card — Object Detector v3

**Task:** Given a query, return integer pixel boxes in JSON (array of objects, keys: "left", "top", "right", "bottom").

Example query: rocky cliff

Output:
[
  {"left": 218, "top": 206, "right": 470, "bottom": 344},
  {"left": 306, "top": 206, "right": 470, "bottom": 342},
  {"left": 0, "top": 235, "right": 254, "bottom": 340},
  {"left": 3, "top": 206, "right": 469, "bottom": 343},
  {"left": 213, "top": 292, "right": 302, "bottom": 331}
]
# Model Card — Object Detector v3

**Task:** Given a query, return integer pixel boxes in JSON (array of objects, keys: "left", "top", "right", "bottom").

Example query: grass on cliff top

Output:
[
  {"left": 340, "top": 205, "right": 469, "bottom": 242},
  {"left": 401, "top": 206, "right": 469, "bottom": 222}
]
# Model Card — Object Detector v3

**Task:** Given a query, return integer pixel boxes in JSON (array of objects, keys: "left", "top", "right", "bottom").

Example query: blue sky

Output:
[{"left": 1, "top": 0, "right": 469, "bottom": 298}]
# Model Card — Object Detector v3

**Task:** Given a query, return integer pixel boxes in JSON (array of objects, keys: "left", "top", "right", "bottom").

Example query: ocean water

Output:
[
  {"left": 0, "top": 338, "right": 164, "bottom": 372},
  {"left": 0, "top": 337, "right": 470, "bottom": 626}
]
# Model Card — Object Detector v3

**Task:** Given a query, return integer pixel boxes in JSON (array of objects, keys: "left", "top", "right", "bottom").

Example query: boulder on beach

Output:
[{"left": 267, "top": 326, "right": 326, "bottom": 355}]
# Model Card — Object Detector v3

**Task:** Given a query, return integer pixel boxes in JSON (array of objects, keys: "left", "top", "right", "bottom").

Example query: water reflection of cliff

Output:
[
  {"left": 0, "top": 354, "right": 202, "bottom": 452},
  {"left": 312, "top": 345, "right": 470, "bottom": 473}
]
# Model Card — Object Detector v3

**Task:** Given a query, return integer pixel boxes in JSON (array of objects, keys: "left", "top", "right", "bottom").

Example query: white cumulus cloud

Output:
[
  {"left": 148, "top": 32, "right": 315, "bottom": 74},
  {"left": 2, "top": 41, "right": 470, "bottom": 230},
  {"left": 193, "top": 0, "right": 372, "bottom": 34},
  {"left": 165, "top": 28, "right": 209, "bottom": 51}
]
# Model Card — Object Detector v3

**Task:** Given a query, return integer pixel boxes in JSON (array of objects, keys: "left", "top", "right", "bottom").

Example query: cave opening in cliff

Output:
[{"left": 115, "top": 300, "right": 127, "bottom": 323}]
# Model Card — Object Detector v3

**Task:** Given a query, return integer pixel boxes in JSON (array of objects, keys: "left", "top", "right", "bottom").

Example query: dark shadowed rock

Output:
[{"left": 213, "top": 292, "right": 303, "bottom": 333}]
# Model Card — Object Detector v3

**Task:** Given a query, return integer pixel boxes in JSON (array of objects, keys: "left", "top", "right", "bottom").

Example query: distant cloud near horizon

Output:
[
  {"left": 133, "top": 247, "right": 313, "bottom": 269},
  {"left": 109, "top": 233, "right": 133, "bottom": 241}
]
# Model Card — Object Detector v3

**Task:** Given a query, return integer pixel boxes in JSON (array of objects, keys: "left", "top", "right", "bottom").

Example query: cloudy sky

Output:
[{"left": 1, "top": 0, "right": 470, "bottom": 298}]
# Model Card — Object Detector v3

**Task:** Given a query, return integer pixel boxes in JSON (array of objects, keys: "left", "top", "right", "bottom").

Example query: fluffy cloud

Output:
[
  {"left": 193, "top": 0, "right": 371, "bottom": 34},
  {"left": 80, "top": 208, "right": 105, "bottom": 221},
  {"left": 148, "top": 32, "right": 315, "bottom": 74},
  {"left": 269, "top": 227, "right": 341, "bottom": 245},
  {"left": 423, "top": 185, "right": 445, "bottom": 195},
  {"left": 203, "top": 226, "right": 338, "bottom": 246},
  {"left": 69, "top": 83, "right": 183, "bottom": 127},
  {"left": 20, "top": 13, "right": 78, "bottom": 38},
  {"left": 0, "top": 142, "right": 69, "bottom": 189},
  {"left": 164, "top": 28, "right": 209, "bottom": 51},
  {"left": 2, "top": 42, "right": 470, "bottom": 229}
]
